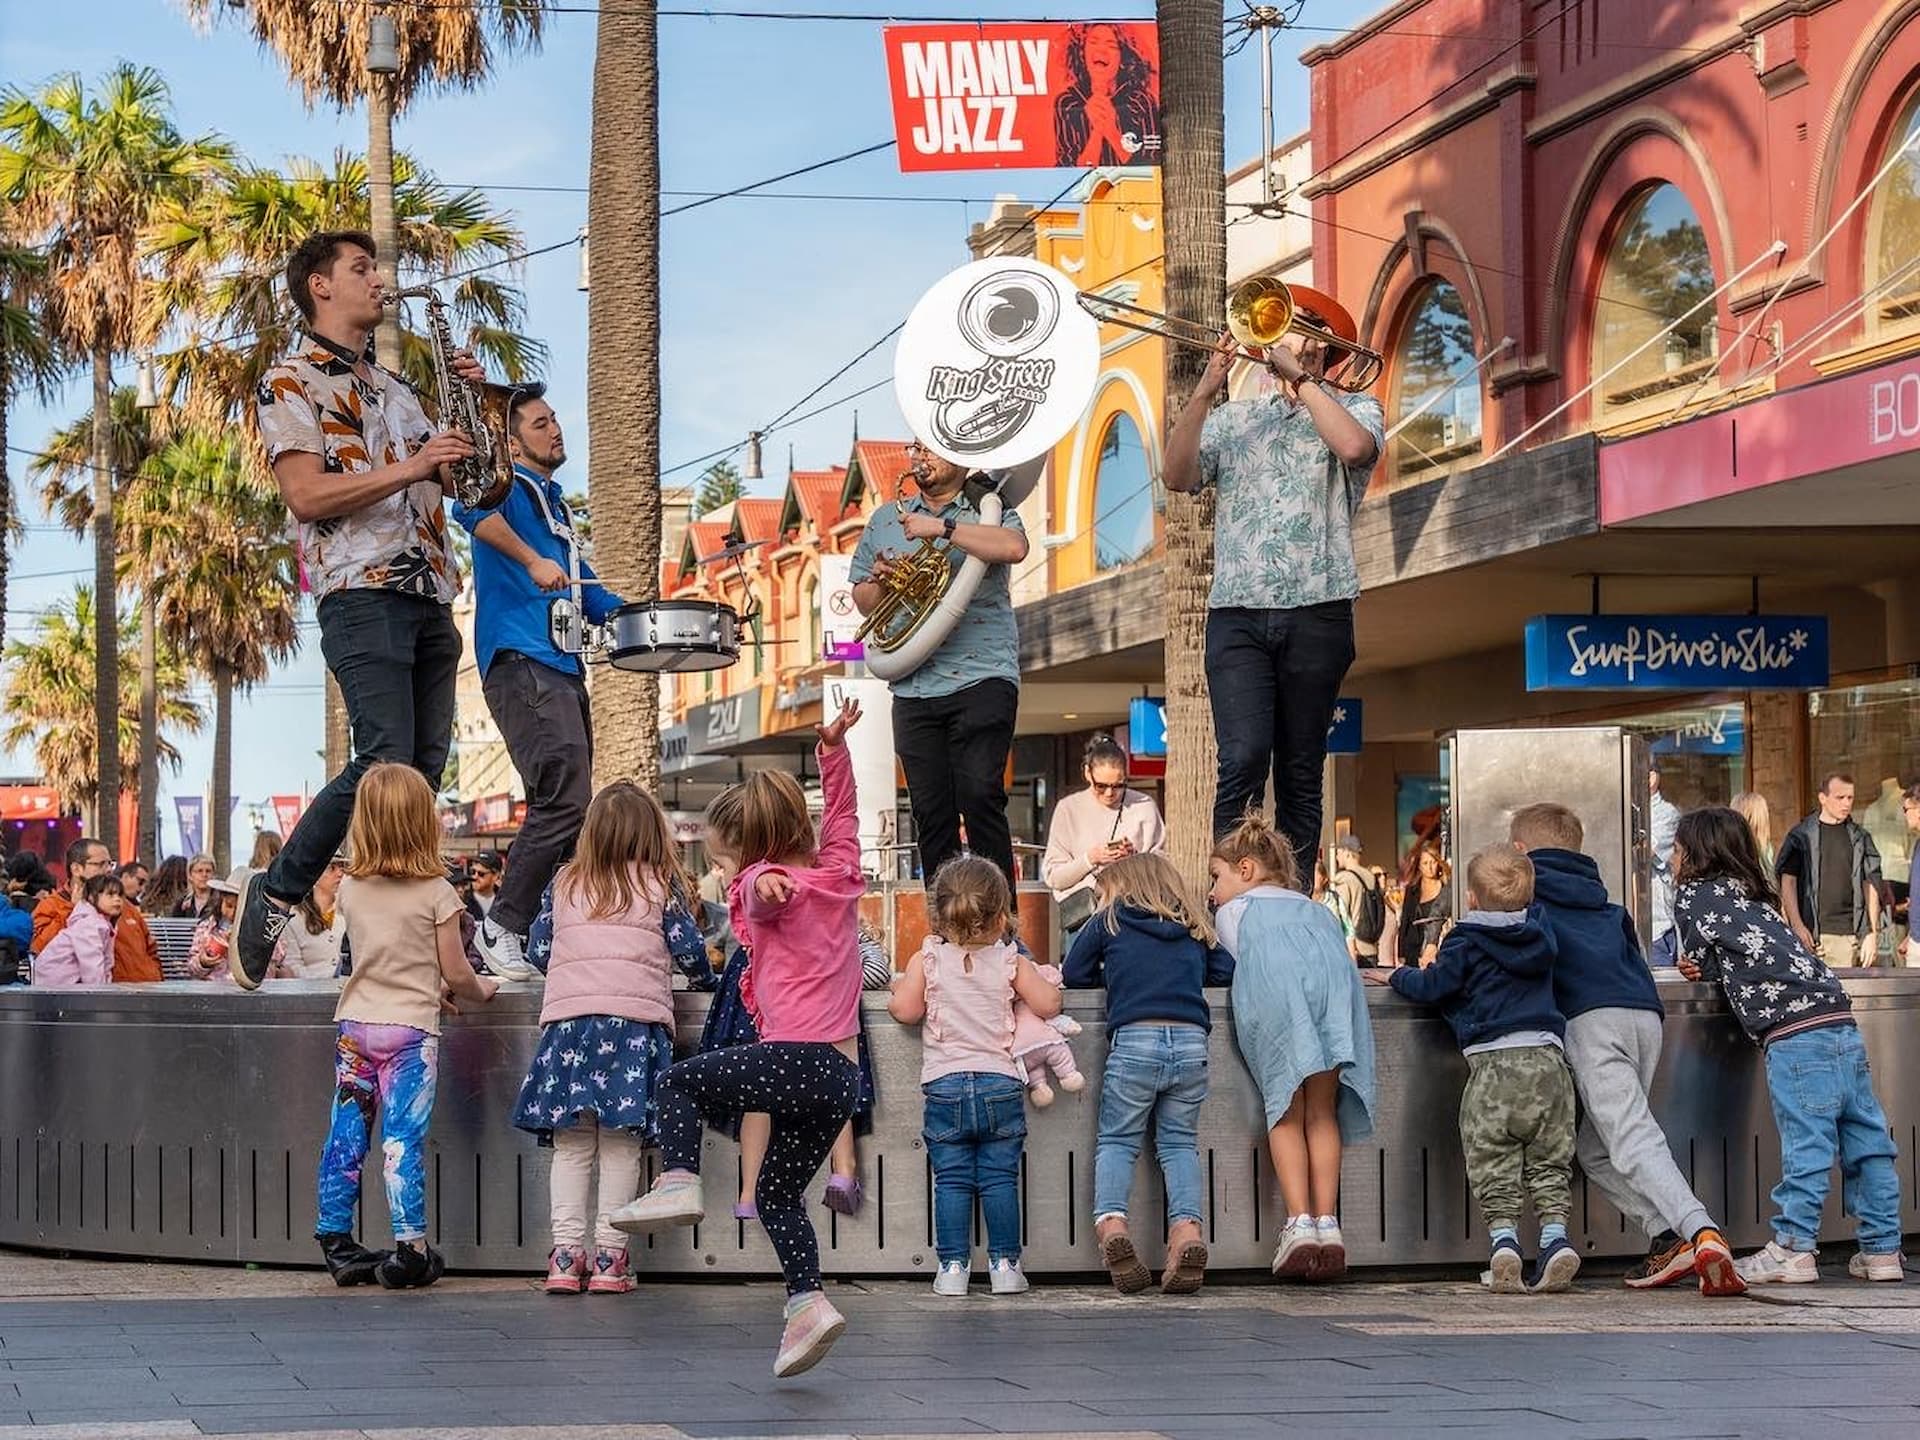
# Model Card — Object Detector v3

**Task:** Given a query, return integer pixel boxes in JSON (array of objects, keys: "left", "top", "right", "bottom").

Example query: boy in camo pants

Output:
[{"left": 1380, "top": 845, "right": 1578, "bottom": 1293}]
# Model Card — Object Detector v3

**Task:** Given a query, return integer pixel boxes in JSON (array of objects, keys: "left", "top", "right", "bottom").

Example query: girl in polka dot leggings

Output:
[{"left": 611, "top": 699, "right": 867, "bottom": 1378}]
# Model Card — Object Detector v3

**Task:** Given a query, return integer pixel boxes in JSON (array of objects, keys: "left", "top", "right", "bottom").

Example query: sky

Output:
[{"left": 0, "top": 0, "right": 1370, "bottom": 848}]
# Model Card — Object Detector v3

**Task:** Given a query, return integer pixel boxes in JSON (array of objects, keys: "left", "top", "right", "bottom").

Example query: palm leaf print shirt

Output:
[
  {"left": 256, "top": 341, "right": 456, "bottom": 603},
  {"left": 1196, "top": 389, "right": 1385, "bottom": 611}
]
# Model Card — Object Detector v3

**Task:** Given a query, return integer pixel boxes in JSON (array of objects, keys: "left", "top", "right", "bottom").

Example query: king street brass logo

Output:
[{"left": 924, "top": 269, "right": 1061, "bottom": 455}]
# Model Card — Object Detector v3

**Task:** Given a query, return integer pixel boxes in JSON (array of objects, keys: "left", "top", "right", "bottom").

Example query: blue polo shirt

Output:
[
  {"left": 454, "top": 465, "right": 622, "bottom": 679},
  {"left": 848, "top": 489, "right": 1023, "bottom": 700}
]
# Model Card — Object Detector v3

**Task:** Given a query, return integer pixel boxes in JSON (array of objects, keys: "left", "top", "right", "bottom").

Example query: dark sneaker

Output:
[
  {"left": 1528, "top": 1237, "right": 1581, "bottom": 1293},
  {"left": 1624, "top": 1233, "right": 1695, "bottom": 1289},
  {"left": 231, "top": 874, "right": 292, "bottom": 990},
  {"left": 316, "top": 1231, "right": 384, "bottom": 1288},
  {"left": 1486, "top": 1235, "right": 1524, "bottom": 1294},
  {"left": 377, "top": 1241, "right": 446, "bottom": 1290}
]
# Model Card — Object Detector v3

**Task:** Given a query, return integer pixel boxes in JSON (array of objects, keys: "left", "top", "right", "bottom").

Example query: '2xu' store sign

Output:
[{"left": 1524, "top": 615, "right": 1829, "bottom": 691}]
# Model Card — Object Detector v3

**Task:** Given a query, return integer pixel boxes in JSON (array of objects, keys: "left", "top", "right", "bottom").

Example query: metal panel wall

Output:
[{"left": 1, "top": 979, "right": 1915, "bottom": 1275}]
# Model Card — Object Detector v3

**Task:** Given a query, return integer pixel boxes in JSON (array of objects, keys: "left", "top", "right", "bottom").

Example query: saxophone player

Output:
[
  {"left": 849, "top": 443, "right": 1029, "bottom": 888},
  {"left": 234, "top": 230, "right": 476, "bottom": 988}
]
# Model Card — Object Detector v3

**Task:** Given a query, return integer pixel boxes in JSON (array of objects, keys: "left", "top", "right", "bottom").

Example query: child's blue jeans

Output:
[
  {"left": 922, "top": 1071, "right": 1027, "bottom": 1265},
  {"left": 1764, "top": 1023, "right": 1902, "bottom": 1254},
  {"left": 1093, "top": 1023, "right": 1209, "bottom": 1225},
  {"left": 315, "top": 1021, "right": 439, "bottom": 1243}
]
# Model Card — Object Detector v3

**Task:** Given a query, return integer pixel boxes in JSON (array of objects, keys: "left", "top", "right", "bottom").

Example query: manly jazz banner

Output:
[{"left": 883, "top": 22, "right": 1162, "bottom": 172}]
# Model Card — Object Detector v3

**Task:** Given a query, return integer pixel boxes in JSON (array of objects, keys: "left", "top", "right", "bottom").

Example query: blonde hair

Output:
[
  {"left": 559, "top": 782, "right": 695, "bottom": 921},
  {"left": 1509, "top": 802, "right": 1584, "bottom": 852},
  {"left": 345, "top": 764, "right": 445, "bottom": 881},
  {"left": 1731, "top": 791, "right": 1772, "bottom": 856},
  {"left": 1209, "top": 811, "right": 1300, "bottom": 892},
  {"left": 707, "top": 771, "right": 813, "bottom": 869},
  {"left": 1097, "top": 852, "right": 1217, "bottom": 946},
  {"left": 928, "top": 855, "right": 1013, "bottom": 947},
  {"left": 1466, "top": 844, "right": 1534, "bottom": 912}
]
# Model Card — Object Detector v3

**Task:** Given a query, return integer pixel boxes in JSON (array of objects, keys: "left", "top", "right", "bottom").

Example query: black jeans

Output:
[
  {"left": 1206, "top": 601, "right": 1355, "bottom": 883},
  {"left": 893, "top": 677, "right": 1018, "bottom": 888},
  {"left": 265, "top": 589, "right": 461, "bottom": 904},
  {"left": 482, "top": 653, "right": 593, "bottom": 937}
]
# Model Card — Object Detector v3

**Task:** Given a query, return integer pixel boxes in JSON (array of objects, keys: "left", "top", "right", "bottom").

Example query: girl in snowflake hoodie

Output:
[{"left": 1672, "top": 806, "right": 1904, "bottom": 1286}]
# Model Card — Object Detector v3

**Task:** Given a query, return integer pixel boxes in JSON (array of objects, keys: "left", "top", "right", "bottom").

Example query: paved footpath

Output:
[{"left": 0, "top": 1253, "right": 1916, "bottom": 1439}]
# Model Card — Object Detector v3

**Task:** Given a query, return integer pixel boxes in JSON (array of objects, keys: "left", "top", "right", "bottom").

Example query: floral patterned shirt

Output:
[
  {"left": 1196, "top": 390, "right": 1385, "bottom": 611},
  {"left": 1673, "top": 878, "right": 1852, "bottom": 1046},
  {"left": 255, "top": 339, "right": 457, "bottom": 603}
]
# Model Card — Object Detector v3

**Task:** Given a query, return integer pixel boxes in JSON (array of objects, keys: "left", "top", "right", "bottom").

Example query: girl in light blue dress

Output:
[{"left": 1209, "top": 814, "right": 1376, "bottom": 1284}]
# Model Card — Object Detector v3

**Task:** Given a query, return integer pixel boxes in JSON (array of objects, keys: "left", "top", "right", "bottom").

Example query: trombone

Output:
[{"left": 1076, "top": 276, "right": 1384, "bottom": 392}]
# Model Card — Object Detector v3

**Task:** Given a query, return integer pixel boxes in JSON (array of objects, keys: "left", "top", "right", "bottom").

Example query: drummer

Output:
[{"left": 450, "top": 370, "right": 619, "bottom": 980}]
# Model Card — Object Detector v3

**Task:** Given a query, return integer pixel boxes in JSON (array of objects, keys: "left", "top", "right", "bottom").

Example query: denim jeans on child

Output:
[
  {"left": 922, "top": 1071, "right": 1028, "bottom": 1265},
  {"left": 315, "top": 1021, "right": 439, "bottom": 1242},
  {"left": 1763, "top": 1023, "right": 1903, "bottom": 1254},
  {"left": 1093, "top": 1023, "right": 1210, "bottom": 1224}
]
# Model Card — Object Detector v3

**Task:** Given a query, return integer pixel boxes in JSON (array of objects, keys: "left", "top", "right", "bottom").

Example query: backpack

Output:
[{"left": 1348, "top": 871, "right": 1386, "bottom": 945}]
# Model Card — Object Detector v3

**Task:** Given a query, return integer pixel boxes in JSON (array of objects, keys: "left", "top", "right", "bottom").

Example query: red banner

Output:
[
  {"left": 271, "top": 795, "right": 305, "bottom": 839},
  {"left": 883, "top": 22, "right": 1162, "bottom": 172}
]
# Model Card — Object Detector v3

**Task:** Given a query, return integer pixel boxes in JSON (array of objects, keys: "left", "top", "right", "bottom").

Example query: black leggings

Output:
[{"left": 656, "top": 1041, "right": 859, "bottom": 1295}]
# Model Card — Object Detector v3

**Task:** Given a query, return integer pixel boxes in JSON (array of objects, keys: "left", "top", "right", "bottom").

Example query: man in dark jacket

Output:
[
  {"left": 1377, "top": 844, "right": 1577, "bottom": 1293},
  {"left": 1777, "top": 773, "right": 1883, "bottom": 968},
  {"left": 1512, "top": 804, "right": 1742, "bottom": 1296}
]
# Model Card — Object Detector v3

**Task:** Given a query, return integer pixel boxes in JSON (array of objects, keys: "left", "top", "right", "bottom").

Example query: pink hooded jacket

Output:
[{"left": 33, "top": 901, "right": 114, "bottom": 986}]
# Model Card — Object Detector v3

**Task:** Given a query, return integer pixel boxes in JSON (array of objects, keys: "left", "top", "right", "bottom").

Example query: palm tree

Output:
[
  {"left": 0, "top": 234, "right": 65, "bottom": 652},
  {"left": 696, "top": 460, "right": 745, "bottom": 518},
  {"left": 121, "top": 428, "right": 300, "bottom": 872},
  {"left": 1157, "top": 0, "right": 1228, "bottom": 882},
  {"left": 0, "top": 64, "right": 231, "bottom": 833},
  {"left": 1, "top": 585, "right": 203, "bottom": 814},
  {"left": 586, "top": 4, "right": 662, "bottom": 790}
]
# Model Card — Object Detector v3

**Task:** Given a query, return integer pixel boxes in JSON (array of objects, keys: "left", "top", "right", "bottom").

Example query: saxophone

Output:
[{"left": 386, "top": 286, "right": 515, "bottom": 511}]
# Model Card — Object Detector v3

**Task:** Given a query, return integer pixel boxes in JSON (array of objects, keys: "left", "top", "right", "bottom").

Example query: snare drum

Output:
[{"left": 603, "top": 600, "right": 741, "bottom": 673}]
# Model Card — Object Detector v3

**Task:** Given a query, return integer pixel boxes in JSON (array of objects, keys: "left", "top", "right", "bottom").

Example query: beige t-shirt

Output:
[{"left": 334, "top": 875, "right": 463, "bottom": 1034}]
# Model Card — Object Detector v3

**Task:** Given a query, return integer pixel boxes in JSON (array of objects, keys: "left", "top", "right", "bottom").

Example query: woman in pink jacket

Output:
[{"left": 33, "top": 874, "right": 123, "bottom": 986}]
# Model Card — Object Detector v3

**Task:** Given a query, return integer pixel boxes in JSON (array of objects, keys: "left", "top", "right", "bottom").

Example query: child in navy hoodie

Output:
[
  {"left": 1512, "top": 804, "right": 1744, "bottom": 1298},
  {"left": 1375, "top": 844, "right": 1577, "bottom": 1293}
]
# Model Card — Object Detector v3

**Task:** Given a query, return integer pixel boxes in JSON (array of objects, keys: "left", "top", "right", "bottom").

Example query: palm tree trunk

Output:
[
  {"left": 1157, "top": 0, "right": 1227, "bottom": 883},
  {"left": 367, "top": 72, "right": 402, "bottom": 370},
  {"left": 586, "top": 2, "right": 662, "bottom": 792},
  {"left": 91, "top": 345, "right": 121, "bottom": 840},
  {"left": 211, "top": 661, "right": 233, "bottom": 874},
  {"left": 138, "top": 589, "right": 159, "bottom": 864}
]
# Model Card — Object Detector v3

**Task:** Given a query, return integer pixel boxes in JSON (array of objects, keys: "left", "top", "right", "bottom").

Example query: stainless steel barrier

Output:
[{"left": 2, "top": 977, "right": 1915, "bottom": 1274}]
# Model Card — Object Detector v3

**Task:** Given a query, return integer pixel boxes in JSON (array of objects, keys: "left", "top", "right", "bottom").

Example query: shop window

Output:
[
  {"left": 1808, "top": 676, "right": 1920, "bottom": 879},
  {"left": 1619, "top": 702, "right": 1748, "bottom": 810},
  {"left": 1091, "top": 412, "right": 1159, "bottom": 573},
  {"left": 1867, "top": 91, "right": 1920, "bottom": 330},
  {"left": 1592, "top": 184, "right": 1719, "bottom": 411},
  {"left": 1389, "top": 279, "right": 1482, "bottom": 482}
]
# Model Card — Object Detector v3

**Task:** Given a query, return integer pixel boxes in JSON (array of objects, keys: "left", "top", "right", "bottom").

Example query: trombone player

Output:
[{"left": 1163, "top": 286, "right": 1385, "bottom": 884}]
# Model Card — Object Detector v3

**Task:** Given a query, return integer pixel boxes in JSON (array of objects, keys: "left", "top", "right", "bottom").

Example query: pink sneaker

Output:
[
  {"left": 822, "top": 1175, "right": 862, "bottom": 1215},
  {"left": 773, "top": 1291, "right": 846, "bottom": 1378},
  {"left": 587, "top": 1247, "right": 634, "bottom": 1294},
  {"left": 544, "top": 1246, "right": 587, "bottom": 1295}
]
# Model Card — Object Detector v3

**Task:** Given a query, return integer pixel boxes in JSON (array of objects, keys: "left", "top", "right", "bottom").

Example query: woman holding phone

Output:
[{"left": 1043, "top": 735, "right": 1167, "bottom": 946}]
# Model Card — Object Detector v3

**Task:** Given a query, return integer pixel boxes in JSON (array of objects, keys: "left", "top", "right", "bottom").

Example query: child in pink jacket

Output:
[{"left": 33, "top": 874, "right": 123, "bottom": 986}]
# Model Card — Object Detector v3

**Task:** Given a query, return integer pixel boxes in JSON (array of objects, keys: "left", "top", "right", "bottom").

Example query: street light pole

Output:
[{"left": 366, "top": 0, "right": 403, "bottom": 368}]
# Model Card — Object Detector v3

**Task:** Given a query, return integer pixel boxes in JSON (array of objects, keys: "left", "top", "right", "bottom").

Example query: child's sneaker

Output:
[
  {"left": 1486, "top": 1235, "right": 1524, "bottom": 1294},
  {"left": 1623, "top": 1233, "right": 1694, "bottom": 1289},
  {"left": 587, "top": 1247, "right": 635, "bottom": 1294},
  {"left": 821, "top": 1175, "right": 863, "bottom": 1216},
  {"left": 544, "top": 1245, "right": 588, "bottom": 1295},
  {"left": 1528, "top": 1237, "right": 1581, "bottom": 1293},
  {"left": 1690, "top": 1228, "right": 1747, "bottom": 1296},
  {"left": 773, "top": 1291, "right": 845, "bottom": 1378},
  {"left": 1270, "top": 1217, "right": 1321, "bottom": 1279},
  {"left": 1734, "top": 1240, "right": 1818, "bottom": 1284},
  {"left": 932, "top": 1260, "right": 971, "bottom": 1296},
  {"left": 608, "top": 1170, "right": 704, "bottom": 1234},
  {"left": 1847, "top": 1250, "right": 1906, "bottom": 1282},
  {"left": 1308, "top": 1217, "right": 1347, "bottom": 1281},
  {"left": 377, "top": 1241, "right": 445, "bottom": 1290},
  {"left": 989, "top": 1257, "right": 1029, "bottom": 1294},
  {"left": 733, "top": 1200, "right": 758, "bottom": 1221}
]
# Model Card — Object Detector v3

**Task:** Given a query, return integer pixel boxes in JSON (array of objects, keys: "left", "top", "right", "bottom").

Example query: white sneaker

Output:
[
  {"left": 1311, "top": 1217, "right": 1347, "bottom": 1281},
  {"left": 774, "top": 1292, "right": 845, "bottom": 1378},
  {"left": 989, "top": 1257, "right": 1029, "bottom": 1295},
  {"left": 932, "top": 1260, "right": 971, "bottom": 1296},
  {"left": 1270, "top": 1217, "right": 1321, "bottom": 1279},
  {"left": 1734, "top": 1241, "right": 1819, "bottom": 1284},
  {"left": 607, "top": 1172, "right": 705, "bottom": 1233},
  {"left": 1848, "top": 1250, "right": 1906, "bottom": 1282},
  {"left": 480, "top": 921, "right": 538, "bottom": 981}
]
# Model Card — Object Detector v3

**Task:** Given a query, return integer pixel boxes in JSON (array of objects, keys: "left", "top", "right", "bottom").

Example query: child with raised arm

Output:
[{"left": 611, "top": 700, "right": 866, "bottom": 1377}]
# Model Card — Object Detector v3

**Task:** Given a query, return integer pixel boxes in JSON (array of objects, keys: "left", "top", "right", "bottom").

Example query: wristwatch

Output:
[{"left": 942, "top": 517, "right": 957, "bottom": 539}]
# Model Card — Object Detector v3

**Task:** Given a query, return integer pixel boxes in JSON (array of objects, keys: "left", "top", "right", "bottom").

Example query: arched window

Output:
[
  {"left": 1091, "top": 412, "right": 1158, "bottom": 573},
  {"left": 1868, "top": 90, "right": 1920, "bottom": 330},
  {"left": 1389, "top": 279, "right": 1481, "bottom": 481},
  {"left": 1592, "top": 183, "right": 1718, "bottom": 410}
]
